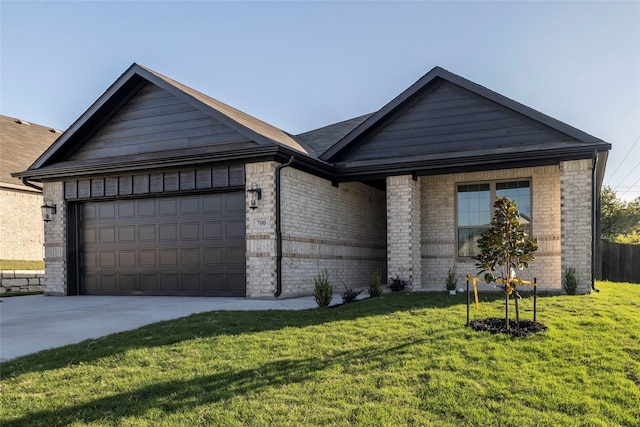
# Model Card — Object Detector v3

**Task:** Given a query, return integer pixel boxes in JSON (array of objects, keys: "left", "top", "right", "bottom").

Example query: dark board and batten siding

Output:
[
  {"left": 64, "top": 164, "right": 245, "bottom": 200},
  {"left": 343, "top": 82, "right": 567, "bottom": 162},
  {"left": 68, "top": 82, "right": 256, "bottom": 162}
]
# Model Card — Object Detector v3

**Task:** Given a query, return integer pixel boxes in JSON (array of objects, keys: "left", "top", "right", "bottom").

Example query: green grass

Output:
[
  {"left": 0, "top": 291, "right": 44, "bottom": 298},
  {"left": 1, "top": 281, "right": 639, "bottom": 426},
  {"left": 0, "top": 260, "right": 44, "bottom": 270}
]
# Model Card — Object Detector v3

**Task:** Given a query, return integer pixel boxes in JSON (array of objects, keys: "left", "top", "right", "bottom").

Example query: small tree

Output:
[
  {"left": 475, "top": 197, "right": 538, "bottom": 332},
  {"left": 601, "top": 186, "right": 640, "bottom": 242}
]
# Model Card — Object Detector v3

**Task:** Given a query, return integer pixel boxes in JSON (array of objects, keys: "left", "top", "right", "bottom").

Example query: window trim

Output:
[{"left": 455, "top": 178, "right": 533, "bottom": 259}]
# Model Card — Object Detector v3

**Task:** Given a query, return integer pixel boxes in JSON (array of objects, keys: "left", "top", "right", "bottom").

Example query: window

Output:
[{"left": 457, "top": 180, "right": 531, "bottom": 257}]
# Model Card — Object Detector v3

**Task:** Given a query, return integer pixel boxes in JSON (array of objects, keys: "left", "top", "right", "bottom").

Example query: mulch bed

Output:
[{"left": 469, "top": 317, "right": 547, "bottom": 337}]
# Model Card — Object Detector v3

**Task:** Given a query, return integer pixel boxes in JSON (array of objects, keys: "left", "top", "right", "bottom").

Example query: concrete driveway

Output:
[{"left": 0, "top": 294, "right": 321, "bottom": 362}]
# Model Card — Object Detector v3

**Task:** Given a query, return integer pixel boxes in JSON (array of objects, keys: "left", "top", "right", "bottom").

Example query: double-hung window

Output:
[{"left": 456, "top": 180, "right": 531, "bottom": 257}]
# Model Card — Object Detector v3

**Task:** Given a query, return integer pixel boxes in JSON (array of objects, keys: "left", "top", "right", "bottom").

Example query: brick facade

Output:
[
  {"left": 0, "top": 188, "right": 44, "bottom": 261},
  {"left": 280, "top": 167, "right": 386, "bottom": 296},
  {"left": 421, "top": 165, "right": 563, "bottom": 292},
  {"left": 245, "top": 161, "right": 278, "bottom": 298},
  {"left": 245, "top": 162, "right": 386, "bottom": 298},
  {"left": 386, "top": 175, "right": 422, "bottom": 289},
  {"left": 560, "top": 159, "right": 594, "bottom": 293},
  {"left": 42, "top": 181, "right": 67, "bottom": 296},
  {"left": 39, "top": 160, "right": 594, "bottom": 297}
]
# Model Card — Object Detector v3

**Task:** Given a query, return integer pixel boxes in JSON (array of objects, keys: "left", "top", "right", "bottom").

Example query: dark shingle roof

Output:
[
  {"left": 296, "top": 113, "right": 374, "bottom": 156},
  {"left": 0, "top": 115, "right": 61, "bottom": 191},
  {"left": 140, "top": 65, "right": 314, "bottom": 156},
  {"left": 15, "top": 64, "right": 610, "bottom": 184}
]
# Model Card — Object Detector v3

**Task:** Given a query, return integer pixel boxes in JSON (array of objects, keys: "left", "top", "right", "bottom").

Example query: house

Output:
[
  {"left": 14, "top": 64, "right": 610, "bottom": 297},
  {"left": 1, "top": 115, "right": 62, "bottom": 263}
]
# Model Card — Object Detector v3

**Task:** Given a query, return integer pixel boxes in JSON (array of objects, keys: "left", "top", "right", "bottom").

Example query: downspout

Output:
[
  {"left": 274, "top": 156, "right": 295, "bottom": 297},
  {"left": 591, "top": 150, "right": 600, "bottom": 292},
  {"left": 21, "top": 177, "right": 43, "bottom": 192}
]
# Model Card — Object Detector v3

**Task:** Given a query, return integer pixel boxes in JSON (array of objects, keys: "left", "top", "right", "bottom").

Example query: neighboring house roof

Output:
[
  {"left": 0, "top": 115, "right": 61, "bottom": 192},
  {"left": 15, "top": 64, "right": 610, "bottom": 185}
]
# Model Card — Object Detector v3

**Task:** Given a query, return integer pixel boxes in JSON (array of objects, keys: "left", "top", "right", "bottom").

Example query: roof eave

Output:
[{"left": 332, "top": 144, "right": 611, "bottom": 181}]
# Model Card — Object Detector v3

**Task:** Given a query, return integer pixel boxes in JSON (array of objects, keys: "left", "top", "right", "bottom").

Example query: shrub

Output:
[
  {"left": 445, "top": 264, "right": 457, "bottom": 291},
  {"left": 388, "top": 275, "right": 408, "bottom": 292},
  {"left": 563, "top": 267, "right": 579, "bottom": 295},
  {"left": 313, "top": 270, "right": 333, "bottom": 307},
  {"left": 341, "top": 285, "right": 362, "bottom": 304},
  {"left": 368, "top": 268, "right": 383, "bottom": 297}
]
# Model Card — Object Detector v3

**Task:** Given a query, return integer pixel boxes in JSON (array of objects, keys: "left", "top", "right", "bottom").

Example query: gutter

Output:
[
  {"left": 591, "top": 150, "right": 600, "bottom": 292},
  {"left": 20, "top": 177, "right": 43, "bottom": 192},
  {"left": 274, "top": 156, "right": 295, "bottom": 297}
]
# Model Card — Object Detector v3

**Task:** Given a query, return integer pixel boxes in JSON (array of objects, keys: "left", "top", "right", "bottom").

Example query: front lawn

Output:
[
  {"left": 1, "top": 281, "right": 638, "bottom": 426},
  {"left": 0, "top": 260, "right": 44, "bottom": 270}
]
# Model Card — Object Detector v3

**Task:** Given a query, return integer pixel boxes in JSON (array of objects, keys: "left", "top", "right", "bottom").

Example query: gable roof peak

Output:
[
  {"left": 26, "top": 63, "right": 313, "bottom": 171},
  {"left": 320, "top": 65, "right": 607, "bottom": 161}
]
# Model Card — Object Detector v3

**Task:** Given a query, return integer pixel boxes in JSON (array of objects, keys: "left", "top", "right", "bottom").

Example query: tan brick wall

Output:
[
  {"left": 42, "top": 181, "right": 67, "bottom": 295},
  {"left": 421, "top": 165, "right": 562, "bottom": 292},
  {"left": 279, "top": 168, "right": 386, "bottom": 297},
  {"left": 37, "top": 160, "right": 593, "bottom": 298},
  {"left": 387, "top": 175, "right": 422, "bottom": 289},
  {"left": 245, "top": 161, "right": 278, "bottom": 298},
  {"left": 560, "top": 159, "right": 594, "bottom": 293},
  {"left": 0, "top": 188, "right": 44, "bottom": 261}
]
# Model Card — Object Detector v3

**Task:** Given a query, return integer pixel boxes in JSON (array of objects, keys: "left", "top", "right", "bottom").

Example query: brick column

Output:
[
  {"left": 560, "top": 159, "right": 593, "bottom": 294},
  {"left": 245, "top": 161, "right": 278, "bottom": 298},
  {"left": 42, "top": 181, "right": 67, "bottom": 295},
  {"left": 386, "top": 175, "right": 422, "bottom": 289}
]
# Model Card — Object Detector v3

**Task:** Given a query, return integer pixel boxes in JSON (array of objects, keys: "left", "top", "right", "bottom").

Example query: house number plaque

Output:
[{"left": 254, "top": 218, "right": 269, "bottom": 230}]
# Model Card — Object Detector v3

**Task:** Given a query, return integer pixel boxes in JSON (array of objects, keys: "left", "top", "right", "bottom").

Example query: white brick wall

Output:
[
  {"left": 0, "top": 188, "right": 44, "bottom": 261},
  {"left": 421, "top": 165, "right": 563, "bottom": 292},
  {"left": 387, "top": 175, "right": 421, "bottom": 289},
  {"left": 560, "top": 159, "right": 593, "bottom": 293}
]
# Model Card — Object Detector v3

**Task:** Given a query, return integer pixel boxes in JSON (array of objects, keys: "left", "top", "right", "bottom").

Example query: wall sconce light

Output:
[
  {"left": 247, "top": 182, "right": 262, "bottom": 210},
  {"left": 41, "top": 200, "right": 57, "bottom": 222}
]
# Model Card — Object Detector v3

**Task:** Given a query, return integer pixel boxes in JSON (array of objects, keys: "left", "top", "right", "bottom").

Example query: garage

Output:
[{"left": 80, "top": 192, "right": 246, "bottom": 296}]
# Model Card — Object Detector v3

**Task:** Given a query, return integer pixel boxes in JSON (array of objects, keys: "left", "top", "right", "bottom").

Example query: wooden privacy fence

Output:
[{"left": 599, "top": 241, "right": 640, "bottom": 284}]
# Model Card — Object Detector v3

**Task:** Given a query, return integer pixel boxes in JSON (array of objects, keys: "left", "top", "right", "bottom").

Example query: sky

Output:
[{"left": 1, "top": 1, "right": 639, "bottom": 200}]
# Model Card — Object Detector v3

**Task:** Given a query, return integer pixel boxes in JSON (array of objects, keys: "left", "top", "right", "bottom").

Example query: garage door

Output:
[{"left": 80, "top": 192, "right": 246, "bottom": 296}]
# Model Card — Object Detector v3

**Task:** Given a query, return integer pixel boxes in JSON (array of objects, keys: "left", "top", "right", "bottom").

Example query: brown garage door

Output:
[{"left": 80, "top": 192, "right": 246, "bottom": 296}]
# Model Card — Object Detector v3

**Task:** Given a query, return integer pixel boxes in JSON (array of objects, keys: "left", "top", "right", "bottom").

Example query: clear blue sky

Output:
[{"left": 1, "top": 1, "right": 638, "bottom": 199}]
